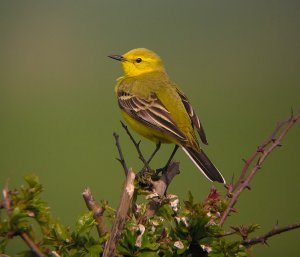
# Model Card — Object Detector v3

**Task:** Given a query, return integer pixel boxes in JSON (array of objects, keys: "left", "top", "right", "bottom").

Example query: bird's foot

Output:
[{"left": 155, "top": 165, "right": 169, "bottom": 175}]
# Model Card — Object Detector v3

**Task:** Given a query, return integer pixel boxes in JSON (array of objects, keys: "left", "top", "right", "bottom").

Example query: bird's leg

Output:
[
  {"left": 156, "top": 145, "right": 179, "bottom": 174},
  {"left": 147, "top": 142, "right": 161, "bottom": 164},
  {"left": 139, "top": 142, "right": 161, "bottom": 177}
]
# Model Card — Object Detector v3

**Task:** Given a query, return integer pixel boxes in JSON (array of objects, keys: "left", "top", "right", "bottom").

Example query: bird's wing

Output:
[
  {"left": 176, "top": 89, "right": 208, "bottom": 145},
  {"left": 118, "top": 90, "right": 188, "bottom": 143}
]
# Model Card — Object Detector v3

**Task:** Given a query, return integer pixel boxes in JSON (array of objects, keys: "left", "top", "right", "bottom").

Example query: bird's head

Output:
[{"left": 108, "top": 48, "right": 165, "bottom": 76}]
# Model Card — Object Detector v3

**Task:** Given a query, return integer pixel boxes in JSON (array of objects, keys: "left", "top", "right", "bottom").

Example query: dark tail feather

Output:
[{"left": 182, "top": 147, "right": 226, "bottom": 184}]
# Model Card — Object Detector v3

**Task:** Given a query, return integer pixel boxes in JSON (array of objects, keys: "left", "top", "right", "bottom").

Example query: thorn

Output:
[
  {"left": 257, "top": 146, "right": 264, "bottom": 153},
  {"left": 256, "top": 164, "right": 262, "bottom": 170},
  {"left": 230, "top": 174, "right": 235, "bottom": 184},
  {"left": 277, "top": 143, "right": 282, "bottom": 147},
  {"left": 264, "top": 240, "right": 269, "bottom": 247},
  {"left": 242, "top": 158, "right": 247, "bottom": 164},
  {"left": 246, "top": 185, "right": 251, "bottom": 190},
  {"left": 226, "top": 192, "right": 233, "bottom": 198},
  {"left": 230, "top": 207, "right": 237, "bottom": 213},
  {"left": 290, "top": 107, "right": 294, "bottom": 119}
]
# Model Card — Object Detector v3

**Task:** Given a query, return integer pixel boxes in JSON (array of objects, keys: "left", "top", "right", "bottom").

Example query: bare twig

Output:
[
  {"left": 102, "top": 169, "right": 136, "bottom": 257},
  {"left": 82, "top": 188, "right": 108, "bottom": 237},
  {"left": 20, "top": 232, "right": 47, "bottom": 257},
  {"left": 2, "top": 186, "right": 12, "bottom": 216},
  {"left": 113, "top": 132, "right": 129, "bottom": 176},
  {"left": 120, "top": 121, "right": 151, "bottom": 171},
  {"left": 220, "top": 110, "right": 300, "bottom": 226},
  {"left": 242, "top": 221, "right": 300, "bottom": 246}
]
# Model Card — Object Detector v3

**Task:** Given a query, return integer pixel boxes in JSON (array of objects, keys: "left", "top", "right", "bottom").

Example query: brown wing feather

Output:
[
  {"left": 176, "top": 90, "right": 208, "bottom": 145},
  {"left": 118, "top": 90, "right": 187, "bottom": 143}
]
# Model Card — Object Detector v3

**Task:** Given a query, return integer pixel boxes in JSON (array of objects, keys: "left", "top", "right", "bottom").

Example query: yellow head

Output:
[{"left": 108, "top": 48, "right": 165, "bottom": 76}]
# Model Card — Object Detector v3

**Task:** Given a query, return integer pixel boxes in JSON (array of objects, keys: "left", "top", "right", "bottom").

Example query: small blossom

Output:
[
  {"left": 146, "top": 193, "right": 159, "bottom": 199},
  {"left": 134, "top": 203, "right": 142, "bottom": 214},
  {"left": 135, "top": 224, "right": 145, "bottom": 247},
  {"left": 170, "top": 198, "right": 179, "bottom": 212},
  {"left": 201, "top": 244, "right": 212, "bottom": 253},
  {"left": 174, "top": 240, "right": 184, "bottom": 249},
  {"left": 206, "top": 187, "right": 221, "bottom": 202},
  {"left": 175, "top": 216, "right": 189, "bottom": 227},
  {"left": 151, "top": 220, "right": 160, "bottom": 226},
  {"left": 167, "top": 194, "right": 178, "bottom": 199}
]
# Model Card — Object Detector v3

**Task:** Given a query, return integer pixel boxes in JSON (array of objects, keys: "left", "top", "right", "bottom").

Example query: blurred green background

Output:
[{"left": 0, "top": 1, "right": 299, "bottom": 256}]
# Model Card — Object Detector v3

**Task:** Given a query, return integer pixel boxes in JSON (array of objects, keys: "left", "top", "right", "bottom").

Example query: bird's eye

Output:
[{"left": 136, "top": 58, "right": 142, "bottom": 63}]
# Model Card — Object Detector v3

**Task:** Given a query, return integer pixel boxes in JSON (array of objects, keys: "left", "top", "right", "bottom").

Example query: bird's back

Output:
[{"left": 116, "top": 71, "right": 199, "bottom": 149}]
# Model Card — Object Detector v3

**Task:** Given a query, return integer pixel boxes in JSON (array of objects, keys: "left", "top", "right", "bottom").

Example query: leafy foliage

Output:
[
  {"left": 0, "top": 176, "right": 106, "bottom": 256},
  {"left": 0, "top": 177, "right": 258, "bottom": 257}
]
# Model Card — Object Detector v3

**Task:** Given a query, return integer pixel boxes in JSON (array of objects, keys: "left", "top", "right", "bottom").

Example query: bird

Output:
[{"left": 108, "top": 48, "right": 225, "bottom": 183}]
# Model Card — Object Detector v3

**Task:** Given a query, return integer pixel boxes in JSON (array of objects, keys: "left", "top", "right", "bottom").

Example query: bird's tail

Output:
[{"left": 181, "top": 146, "right": 226, "bottom": 184}]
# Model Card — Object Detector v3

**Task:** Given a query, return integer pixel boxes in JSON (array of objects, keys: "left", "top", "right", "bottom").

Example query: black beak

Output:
[{"left": 108, "top": 54, "right": 126, "bottom": 62}]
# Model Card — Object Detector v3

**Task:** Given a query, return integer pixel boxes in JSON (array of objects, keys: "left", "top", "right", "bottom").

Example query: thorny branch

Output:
[
  {"left": 1, "top": 111, "right": 299, "bottom": 256},
  {"left": 242, "top": 221, "right": 300, "bottom": 246},
  {"left": 220, "top": 110, "right": 300, "bottom": 226},
  {"left": 113, "top": 132, "right": 129, "bottom": 176}
]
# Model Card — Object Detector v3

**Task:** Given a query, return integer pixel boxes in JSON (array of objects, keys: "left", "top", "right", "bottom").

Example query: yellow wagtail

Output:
[{"left": 109, "top": 48, "right": 225, "bottom": 183}]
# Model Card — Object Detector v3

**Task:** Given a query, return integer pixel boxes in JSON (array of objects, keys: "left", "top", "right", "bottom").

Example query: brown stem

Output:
[
  {"left": 242, "top": 222, "right": 300, "bottom": 246},
  {"left": 220, "top": 110, "right": 300, "bottom": 226},
  {"left": 2, "top": 186, "right": 12, "bottom": 216},
  {"left": 113, "top": 132, "right": 129, "bottom": 176},
  {"left": 82, "top": 188, "right": 108, "bottom": 237},
  {"left": 231, "top": 117, "right": 290, "bottom": 194},
  {"left": 102, "top": 169, "right": 136, "bottom": 257},
  {"left": 20, "top": 232, "right": 47, "bottom": 257}
]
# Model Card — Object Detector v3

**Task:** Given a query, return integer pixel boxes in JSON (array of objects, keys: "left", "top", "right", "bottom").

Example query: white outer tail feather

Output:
[{"left": 181, "top": 147, "right": 226, "bottom": 184}]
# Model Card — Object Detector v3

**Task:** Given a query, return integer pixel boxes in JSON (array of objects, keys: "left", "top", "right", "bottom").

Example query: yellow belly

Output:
[{"left": 121, "top": 111, "right": 178, "bottom": 144}]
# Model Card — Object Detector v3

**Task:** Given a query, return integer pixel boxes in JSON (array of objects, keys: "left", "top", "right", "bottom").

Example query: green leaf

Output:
[
  {"left": 140, "top": 232, "right": 159, "bottom": 251},
  {"left": 157, "top": 204, "right": 173, "bottom": 222},
  {"left": 0, "top": 237, "right": 8, "bottom": 253},
  {"left": 86, "top": 244, "right": 102, "bottom": 257},
  {"left": 137, "top": 251, "right": 159, "bottom": 257},
  {"left": 75, "top": 211, "right": 95, "bottom": 234},
  {"left": 15, "top": 250, "right": 37, "bottom": 257},
  {"left": 247, "top": 224, "right": 261, "bottom": 234},
  {"left": 11, "top": 206, "right": 28, "bottom": 223},
  {"left": 52, "top": 222, "right": 70, "bottom": 242},
  {"left": 24, "top": 175, "right": 40, "bottom": 189}
]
